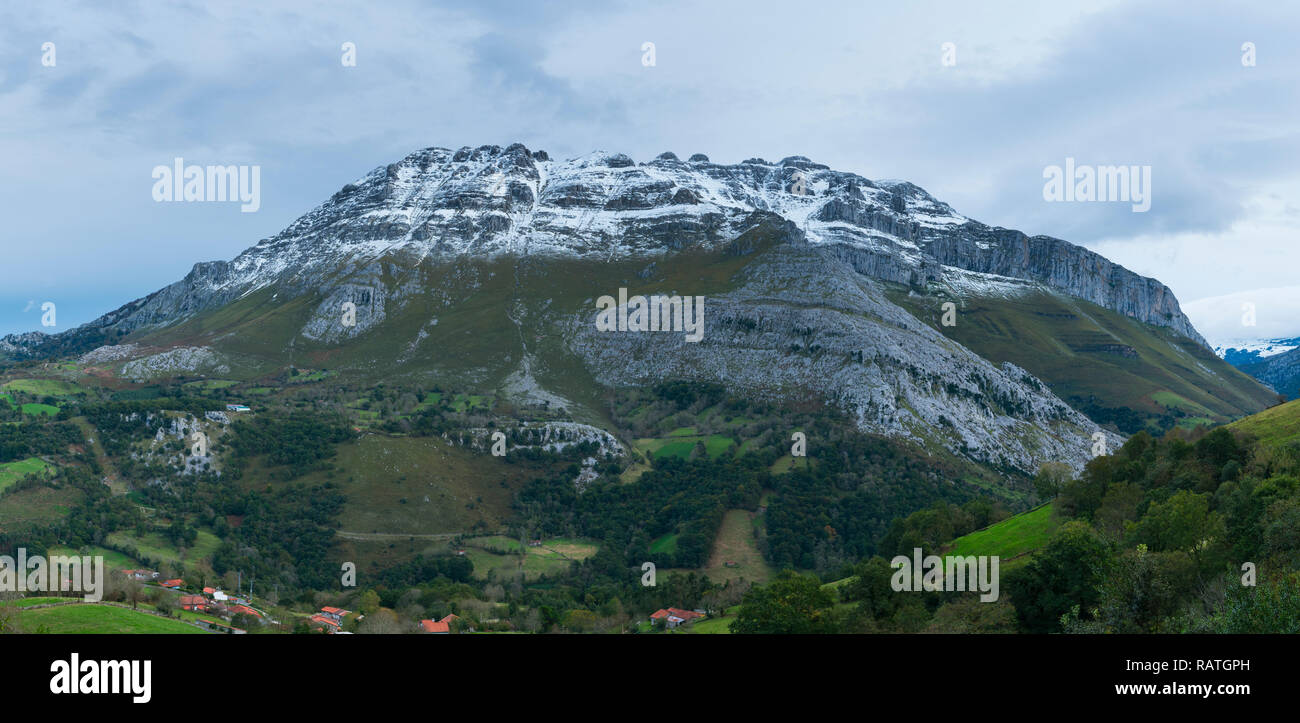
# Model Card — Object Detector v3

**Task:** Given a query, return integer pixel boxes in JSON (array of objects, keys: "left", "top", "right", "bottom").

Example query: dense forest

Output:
[
  {"left": 0, "top": 418, "right": 81, "bottom": 463},
  {"left": 516, "top": 456, "right": 764, "bottom": 569}
]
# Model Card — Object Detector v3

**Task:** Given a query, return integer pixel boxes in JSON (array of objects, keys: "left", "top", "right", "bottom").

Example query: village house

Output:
[
  {"left": 202, "top": 587, "right": 232, "bottom": 606},
  {"left": 229, "top": 604, "right": 263, "bottom": 621},
  {"left": 306, "top": 606, "right": 352, "bottom": 634},
  {"left": 418, "top": 614, "right": 461, "bottom": 634},
  {"left": 179, "top": 594, "right": 208, "bottom": 612},
  {"left": 309, "top": 614, "right": 341, "bottom": 633},
  {"left": 225, "top": 404, "right": 251, "bottom": 412},
  {"left": 418, "top": 619, "right": 449, "bottom": 634},
  {"left": 649, "top": 608, "right": 705, "bottom": 629},
  {"left": 159, "top": 579, "right": 184, "bottom": 589},
  {"left": 319, "top": 606, "right": 349, "bottom": 624}
]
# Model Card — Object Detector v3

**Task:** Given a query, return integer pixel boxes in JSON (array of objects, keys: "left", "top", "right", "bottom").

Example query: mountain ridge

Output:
[{"left": 3, "top": 142, "right": 1204, "bottom": 356}]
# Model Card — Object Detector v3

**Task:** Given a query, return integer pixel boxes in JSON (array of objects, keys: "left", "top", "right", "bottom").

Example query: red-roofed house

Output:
[
  {"left": 179, "top": 594, "right": 207, "bottom": 611},
  {"left": 319, "top": 606, "right": 349, "bottom": 624},
  {"left": 159, "top": 579, "right": 183, "bottom": 589},
  {"left": 418, "top": 613, "right": 461, "bottom": 634},
  {"left": 309, "top": 614, "right": 341, "bottom": 633},
  {"left": 202, "top": 587, "right": 216, "bottom": 595},
  {"left": 419, "top": 619, "right": 450, "bottom": 634},
  {"left": 649, "top": 608, "right": 705, "bottom": 629},
  {"left": 230, "top": 604, "right": 262, "bottom": 619}
]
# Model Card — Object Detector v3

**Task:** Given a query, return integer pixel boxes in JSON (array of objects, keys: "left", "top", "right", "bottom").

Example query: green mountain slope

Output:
[
  {"left": 889, "top": 286, "right": 1276, "bottom": 435},
  {"left": 1227, "top": 396, "right": 1300, "bottom": 445}
]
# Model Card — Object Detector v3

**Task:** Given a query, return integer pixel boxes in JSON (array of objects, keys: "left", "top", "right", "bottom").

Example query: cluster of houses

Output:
[
  {"left": 119, "top": 569, "right": 444, "bottom": 635},
  {"left": 119, "top": 570, "right": 485, "bottom": 636},
  {"left": 300, "top": 609, "right": 471, "bottom": 634},
  {"left": 306, "top": 608, "right": 467, "bottom": 634},
  {"left": 118, "top": 568, "right": 709, "bottom": 635},
  {"left": 120, "top": 565, "right": 707, "bottom": 635},
  {"left": 178, "top": 587, "right": 263, "bottom": 621},
  {"left": 120, "top": 570, "right": 261, "bottom": 630},
  {"left": 649, "top": 608, "right": 705, "bottom": 629}
]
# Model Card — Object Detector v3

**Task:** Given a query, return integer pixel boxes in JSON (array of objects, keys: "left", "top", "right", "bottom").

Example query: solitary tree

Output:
[{"left": 1033, "top": 461, "right": 1073, "bottom": 500}]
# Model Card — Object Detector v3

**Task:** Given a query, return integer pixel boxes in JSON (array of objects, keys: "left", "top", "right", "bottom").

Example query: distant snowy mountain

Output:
[
  {"left": 1209, "top": 335, "right": 1300, "bottom": 400},
  {"left": 1212, "top": 336, "right": 1300, "bottom": 366}
]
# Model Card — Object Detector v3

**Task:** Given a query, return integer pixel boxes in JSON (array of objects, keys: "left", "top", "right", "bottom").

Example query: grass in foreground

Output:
[{"left": 6, "top": 603, "right": 207, "bottom": 634}]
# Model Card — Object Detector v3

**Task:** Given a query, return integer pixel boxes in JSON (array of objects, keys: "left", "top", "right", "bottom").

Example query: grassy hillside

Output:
[
  {"left": 0, "top": 379, "right": 89, "bottom": 397},
  {"left": 0, "top": 483, "right": 80, "bottom": 534},
  {"left": 236, "top": 433, "right": 546, "bottom": 537},
  {"left": 1227, "top": 397, "right": 1300, "bottom": 445},
  {"left": 0, "top": 457, "right": 52, "bottom": 493},
  {"left": 890, "top": 287, "right": 1276, "bottom": 434},
  {"left": 460, "top": 535, "right": 599, "bottom": 581},
  {"left": 4, "top": 602, "right": 207, "bottom": 634},
  {"left": 944, "top": 502, "right": 1058, "bottom": 565},
  {"left": 46, "top": 545, "right": 137, "bottom": 570},
  {"left": 702, "top": 509, "right": 773, "bottom": 584},
  {"left": 104, "top": 528, "right": 222, "bottom": 570}
]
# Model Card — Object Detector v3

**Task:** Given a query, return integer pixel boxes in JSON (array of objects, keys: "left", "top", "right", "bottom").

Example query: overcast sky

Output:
[{"left": 2, "top": 0, "right": 1298, "bottom": 343}]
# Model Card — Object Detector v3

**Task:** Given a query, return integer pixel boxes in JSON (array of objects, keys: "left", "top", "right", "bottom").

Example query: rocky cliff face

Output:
[
  {"left": 923, "top": 228, "right": 1204, "bottom": 345},
  {"left": 0, "top": 142, "right": 1204, "bottom": 358},
  {"left": 563, "top": 241, "right": 1120, "bottom": 472}
]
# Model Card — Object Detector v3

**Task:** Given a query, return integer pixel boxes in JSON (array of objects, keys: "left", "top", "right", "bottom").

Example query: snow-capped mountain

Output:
[
  {"left": 3, "top": 143, "right": 1261, "bottom": 473},
  {"left": 1, "top": 143, "right": 1200, "bottom": 347}
]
